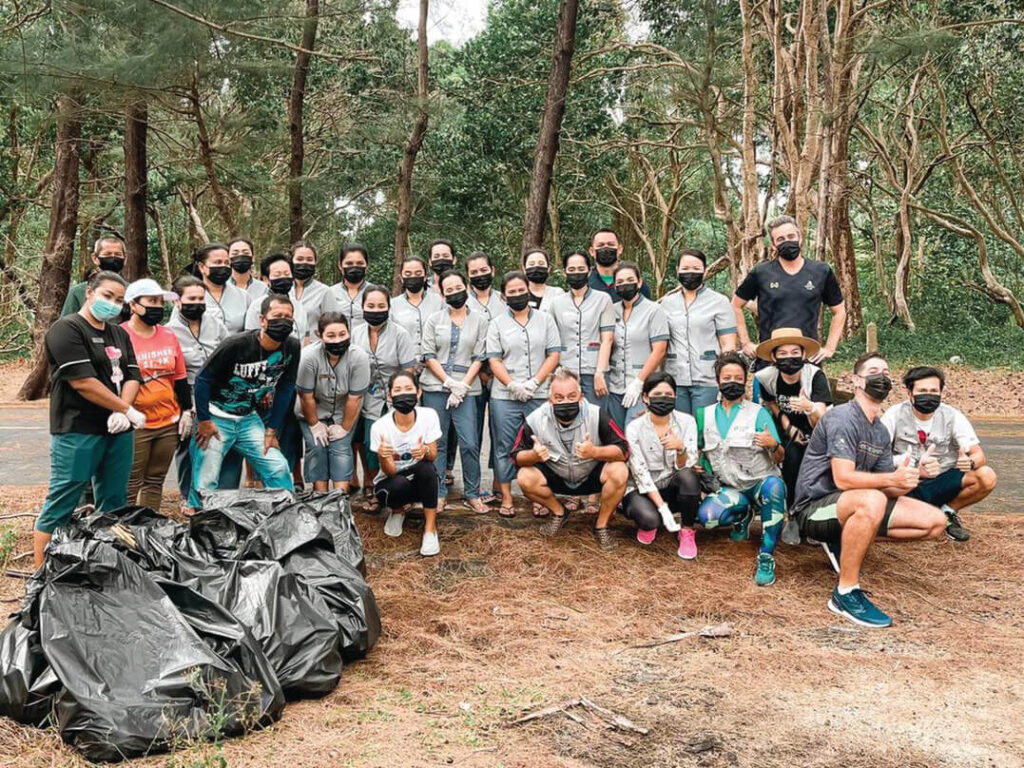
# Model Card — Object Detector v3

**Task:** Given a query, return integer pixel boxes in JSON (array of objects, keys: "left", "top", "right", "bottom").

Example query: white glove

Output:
[
  {"left": 621, "top": 377, "right": 644, "bottom": 408},
  {"left": 508, "top": 380, "right": 530, "bottom": 402},
  {"left": 107, "top": 412, "right": 131, "bottom": 434},
  {"left": 443, "top": 377, "right": 470, "bottom": 398},
  {"left": 446, "top": 392, "right": 464, "bottom": 409},
  {"left": 178, "top": 410, "right": 195, "bottom": 440},
  {"left": 327, "top": 424, "right": 349, "bottom": 442},
  {"left": 521, "top": 377, "right": 539, "bottom": 398},
  {"left": 657, "top": 502, "right": 681, "bottom": 533},
  {"left": 125, "top": 406, "right": 147, "bottom": 430},
  {"left": 310, "top": 421, "right": 329, "bottom": 447}
]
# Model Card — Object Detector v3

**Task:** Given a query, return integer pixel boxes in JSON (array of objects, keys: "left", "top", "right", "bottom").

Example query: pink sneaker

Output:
[
  {"left": 636, "top": 528, "right": 657, "bottom": 545},
  {"left": 677, "top": 528, "right": 698, "bottom": 560}
]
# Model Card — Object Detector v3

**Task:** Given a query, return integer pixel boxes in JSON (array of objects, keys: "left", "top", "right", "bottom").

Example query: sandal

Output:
[
  {"left": 469, "top": 498, "right": 489, "bottom": 514},
  {"left": 479, "top": 492, "right": 499, "bottom": 505},
  {"left": 583, "top": 501, "right": 600, "bottom": 516},
  {"left": 532, "top": 503, "right": 550, "bottom": 518},
  {"left": 562, "top": 498, "right": 580, "bottom": 513},
  {"left": 363, "top": 492, "right": 380, "bottom": 514},
  {"left": 498, "top": 504, "right": 516, "bottom": 518}
]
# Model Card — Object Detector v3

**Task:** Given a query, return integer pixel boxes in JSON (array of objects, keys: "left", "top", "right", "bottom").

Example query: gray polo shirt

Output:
[
  {"left": 329, "top": 281, "right": 368, "bottom": 331},
  {"left": 351, "top": 321, "right": 418, "bottom": 419},
  {"left": 231, "top": 275, "right": 269, "bottom": 302},
  {"left": 296, "top": 278, "right": 334, "bottom": 338},
  {"left": 548, "top": 288, "right": 615, "bottom": 377},
  {"left": 294, "top": 341, "right": 371, "bottom": 420},
  {"left": 392, "top": 290, "right": 445, "bottom": 355},
  {"left": 205, "top": 283, "right": 250, "bottom": 333},
  {"left": 660, "top": 286, "right": 737, "bottom": 387},
  {"left": 485, "top": 308, "right": 563, "bottom": 401},
  {"left": 608, "top": 295, "right": 670, "bottom": 394},
  {"left": 166, "top": 310, "right": 230, "bottom": 385},
  {"left": 533, "top": 285, "right": 566, "bottom": 313},
  {"left": 421, "top": 308, "right": 488, "bottom": 394},
  {"left": 468, "top": 289, "right": 506, "bottom": 323}
]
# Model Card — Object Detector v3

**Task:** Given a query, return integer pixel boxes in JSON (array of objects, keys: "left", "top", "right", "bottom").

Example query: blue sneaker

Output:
[
  {"left": 754, "top": 553, "right": 775, "bottom": 586},
  {"left": 821, "top": 539, "right": 841, "bottom": 574},
  {"left": 827, "top": 587, "right": 892, "bottom": 628},
  {"left": 729, "top": 513, "right": 752, "bottom": 542}
]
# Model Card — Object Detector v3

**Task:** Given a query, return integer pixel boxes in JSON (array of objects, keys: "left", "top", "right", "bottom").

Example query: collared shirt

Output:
[
  {"left": 608, "top": 295, "right": 669, "bottom": 393},
  {"left": 294, "top": 341, "right": 371, "bottom": 421},
  {"left": 351, "top": 321, "right": 418, "bottom": 419},
  {"left": 296, "top": 278, "right": 334, "bottom": 338},
  {"left": 660, "top": 286, "right": 737, "bottom": 387},
  {"left": 329, "top": 281, "right": 369, "bottom": 331},
  {"left": 548, "top": 288, "right": 615, "bottom": 377},
  {"left": 391, "top": 290, "right": 445, "bottom": 355},
  {"left": 167, "top": 310, "right": 230, "bottom": 385},
  {"left": 468, "top": 289, "right": 506, "bottom": 324},
  {"left": 230, "top": 275, "right": 269, "bottom": 302},
  {"left": 528, "top": 285, "right": 566, "bottom": 313},
  {"left": 485, "top": 308, "right": 563, "bottom": 401},
  {"left": 735, "top": 257, "right": 843, "bottom": 341},
  {"left": 587, "top": 268, "right": 652, "bottom": 303},
  {"left": 244, "top": 292, "right": 309, "bottom": 342},
  {"left": 421, "top": 308, "right": 488, "bottom": 394},
  {"left": 205, "top": 283, "right": 251, "bottom": 333}
]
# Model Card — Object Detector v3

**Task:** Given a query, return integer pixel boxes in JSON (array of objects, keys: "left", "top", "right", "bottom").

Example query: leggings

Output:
[
  {"left": 698, "top": 475, "right": 786, "bottom": 555},
  {"left": 373, "top": 460, "right": 439, "bottom": 511},
  {"left": 621, "top": 468, "right": 701, "bottom": 531},
  {"left": 781, "top": 439, "right": 806, "bottom": 510}
]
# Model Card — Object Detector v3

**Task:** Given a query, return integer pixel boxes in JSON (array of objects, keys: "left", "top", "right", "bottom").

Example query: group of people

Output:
[{"left": 36, "top": 216, "right": 998, "bottom": 628}]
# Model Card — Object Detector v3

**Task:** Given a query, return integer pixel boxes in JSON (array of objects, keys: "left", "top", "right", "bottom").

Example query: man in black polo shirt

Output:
[{"left": 732, "top": 215, "right": 846, "bottom": 366}]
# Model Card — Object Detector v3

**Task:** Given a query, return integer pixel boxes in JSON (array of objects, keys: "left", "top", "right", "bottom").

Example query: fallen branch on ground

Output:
[
  {"left": 508, "top": 697, "right": 649, "bottom": 735},
  {"left": 613, "top": 622, "right": 733, "bottom": 653},
  {"left": 0, "top": 513, "right": 37, "bottom": 521}
]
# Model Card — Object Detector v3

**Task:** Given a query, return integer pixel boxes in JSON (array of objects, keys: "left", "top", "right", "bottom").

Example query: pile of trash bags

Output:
[{"left": 0, "top": 490, "right": 381, "bottom": 761}]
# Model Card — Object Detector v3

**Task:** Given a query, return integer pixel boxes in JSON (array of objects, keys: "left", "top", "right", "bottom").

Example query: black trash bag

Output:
[
  {"left": 35, "top": 539, "right": 274, "bottom": 761},
  {"left": 297, "top": 491, "right": 366, "bottom": 574},
  {"left": 238, "top": 501, "right": 335, "bottom": 562},
  {"left": 0, "top": 619, "right": 61, "bottom": 725},
  {"left": 200, "top": 488, "right": 294, "bottom": 518}
]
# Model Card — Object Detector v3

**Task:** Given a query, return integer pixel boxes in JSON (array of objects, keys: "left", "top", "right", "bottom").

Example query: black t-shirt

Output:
[
  {"left": 197, "top": 331, "right": 300, "bottom": 419},
  {"left": 762, "top": 369, "right": 833, "bottom": 438},
  {"left": 45, "top": 314, "right": 142, "bottom": 435},
  {"left": 735, "top": 259, "right": 843, "bottom": 341}
]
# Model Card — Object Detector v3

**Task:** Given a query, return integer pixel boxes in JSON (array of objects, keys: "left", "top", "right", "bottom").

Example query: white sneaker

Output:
[
  {"left": 420, "top": 531, "right": 440, "bottom": 557},
  {"left": 384, "top": 510, "right": 405, "bottom": 537},
  {"left": 658, "top": 503, "right": 681, "bottom": 533}
]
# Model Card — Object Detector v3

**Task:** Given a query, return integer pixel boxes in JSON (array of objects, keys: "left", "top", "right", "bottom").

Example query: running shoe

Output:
[
  {"left": 592, "top": 527, "right": 617, "bottom": 552},
  {"left": 539, "top": 511, "right": 570, "bottom": 537},
  {"left": 677, "top": 528, "right": 698, "bottom": 560},
  {"left": 636, "top": 528, "right": 657, "bottom": 546},
  {"left": 755, "top": 553, "right": 776, "bottom": 586},
  {"left": 827, "top": 587, "right": 892, "bottom": 628},
  {"left": 729, "top": 513, "right": 752, "bottom": 542},
  {"left": 944, "top": 506, "right": 970, "bottom": 542}
]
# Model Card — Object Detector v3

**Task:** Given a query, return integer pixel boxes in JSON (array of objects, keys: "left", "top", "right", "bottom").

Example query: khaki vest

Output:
[
  {"left": 701, "top": 401, "right": 780, "bottom": 489},
  {"left": 526, "top": 400, "right": 603, "bottom": 487}
]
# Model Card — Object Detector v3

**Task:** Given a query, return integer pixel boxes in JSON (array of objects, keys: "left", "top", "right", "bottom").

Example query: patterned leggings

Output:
[{"left": 697, "top": 475, "right": 786, "bottom": 555}]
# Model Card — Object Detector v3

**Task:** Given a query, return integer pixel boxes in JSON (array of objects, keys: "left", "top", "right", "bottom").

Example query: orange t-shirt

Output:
[{"left": 121, "top": 323, "right": 187, "bottom": 429}]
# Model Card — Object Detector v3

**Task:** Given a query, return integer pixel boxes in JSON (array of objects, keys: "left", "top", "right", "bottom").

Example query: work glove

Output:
[
  {"left": 327, "top": 424, "right": 349, "bottom": 442},
  {"left": 446, "top": 392, "right": 464, "bottom": 409},
  {"left": 621, "top": 377, "right": 644, "bottom": 409},
  {"left": 125, "top": 406, "right": 147, "bottom": 430},
  {"left": 107, "top": 412, "right": 131, "bottom": 434},
  {"left": 177, "top": 409, "right": 195, "bottom": 440},
  {"left": 443, "top": 377, "right": 470, "bottom": 398},
  {"left": 508, "top": 380, "right": 530, "bottom": 402},
  {"left": 657, "top": 502, "right": 681, "bottom": 533},
  {"left": 521, "top": 377, "right": 540, "bottom": 399},
  {"left": 310, "top": 421, "right": 330, "bottom": 447}
]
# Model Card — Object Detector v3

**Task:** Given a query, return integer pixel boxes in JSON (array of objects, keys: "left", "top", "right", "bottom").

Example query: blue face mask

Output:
[{"left": 91, "top": 296, "right": 123, "bottom": 321}]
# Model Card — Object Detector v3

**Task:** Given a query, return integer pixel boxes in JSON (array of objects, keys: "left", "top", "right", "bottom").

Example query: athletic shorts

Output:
[
  {"left": 908, "top": 467, "right": 964, "bottom": 508},
  {"left": 536, "top": 462, "right": 605, "bottom": 496},
  {"left": 795, "top": 491, "right": 897, "bottom": 544}
]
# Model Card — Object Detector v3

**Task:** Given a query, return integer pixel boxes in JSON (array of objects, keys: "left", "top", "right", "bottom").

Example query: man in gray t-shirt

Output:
[{"left": 791, "top": 353, "right": 946, "bottom": 630}]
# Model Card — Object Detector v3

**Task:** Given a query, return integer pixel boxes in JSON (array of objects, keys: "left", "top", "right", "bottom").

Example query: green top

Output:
[
  {"left": 696, "top": 400, "right": 781, "bottom": 473},
  {"left": 61, "top": 281, "right": 88, "bottom": 317}
]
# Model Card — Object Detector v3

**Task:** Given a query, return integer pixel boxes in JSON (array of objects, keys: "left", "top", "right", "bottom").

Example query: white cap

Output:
[{"left": 125, "top": 278, "right": 178, "bottom": 303}]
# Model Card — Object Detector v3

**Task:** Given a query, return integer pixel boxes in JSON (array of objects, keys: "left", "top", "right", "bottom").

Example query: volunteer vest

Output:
[
  {"left": 888, "top": 401, "right": 960, "bottom": 473},
  {"left": 526, "top": 400, "right": 603, "bottom": 487},
  {"left": 701, "top": 401, "right": 780, "bottom": 489},
  {"left": 753, "top": 363, "right": 820, "bottom": 400}
]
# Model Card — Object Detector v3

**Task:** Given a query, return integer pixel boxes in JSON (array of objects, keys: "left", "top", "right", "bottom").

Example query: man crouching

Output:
[{"left": 513, "top": 368, "right": 629, "bottom": 551}]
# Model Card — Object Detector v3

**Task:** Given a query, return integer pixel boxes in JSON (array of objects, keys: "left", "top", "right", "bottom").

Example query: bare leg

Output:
[
  {"left": 951, "top": 466, "right": 997, "bottom": 511},
  {"left": 884, "top": 496, "right": 947, "bottom": 540},
  {"left": 517, "top": 467, "right": 565, "bottom": 516},
  {"left": 313, "top": 481, "right": 329, "bottom": 492},
  {"left": 596, "top": 462, "right": 628, "bottom": 528},
  {"left": 835, "top": 489, "right": 887, "bottom": 589},
  {"left": 33, "top": 531, "right": 50, "bottom": 571},
  {"left": 423, "top": 506, "right": 437, "bottom": 534}
]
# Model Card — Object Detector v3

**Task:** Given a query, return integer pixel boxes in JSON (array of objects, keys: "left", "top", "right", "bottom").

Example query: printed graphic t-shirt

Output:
[{"left": 121, "top": 323, "right": 187, "bottom": 429}]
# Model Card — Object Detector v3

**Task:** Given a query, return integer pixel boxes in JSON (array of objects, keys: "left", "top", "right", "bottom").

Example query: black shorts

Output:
[
  {"left": 908, "top": 468, "right": 964, "bottom": 508},
  {"left": 536, "top": 462, "right": 605, "bottom": 496},
  {"left": 795, "top": 491, "right": 898, "bottom": 544}
]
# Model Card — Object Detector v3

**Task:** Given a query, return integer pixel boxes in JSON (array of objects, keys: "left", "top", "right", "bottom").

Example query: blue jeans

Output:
[
  {"left": 299, "top": 418, "right": 356, "bottom": 484},
  {"left": 697, "top": 476, "right": 786, "bottom": 555},
  {"left": 606, "top": 392, "right": 643, "bottom": 430},
  {"left": 475, "top": 382, "right": 496, "bottom": 478},
  {"left": 489, "top": 397, "right": 544, "bottom": 484},
  {"left": 190, "top": 413, "right": 294, "bottom": 508},
  {"left": 423, "top": 391, "right": 482, "bottom": 499},
  {"left": 580, "top": 374, "right": 601, "bottom": 406},
  {"left": 675, "top": 385, "right": 719, "bottom": 416}
]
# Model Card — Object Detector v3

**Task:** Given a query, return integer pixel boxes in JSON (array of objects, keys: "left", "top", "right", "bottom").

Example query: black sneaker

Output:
[
  {"left": 592, "top": 527, "right": 617, "bottom": 552},
  {"left": 944, "top": 508, "right": 970, "bottom": 542},
  {"left": 821, "top": 539, "right": 841, "bottom": 574},
  {"left": 539, "top": 511, "right": 570, "bottom": 538}
]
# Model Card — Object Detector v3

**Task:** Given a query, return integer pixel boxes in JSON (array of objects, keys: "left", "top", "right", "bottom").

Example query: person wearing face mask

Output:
[
  {"left": 792, "top": 353, "right": 948, "bottom": 628},
  {"left": 227, "top": 237, "right": 268, "bottom": 301},
  {"left": 120, "top": 279, "right": 190, "bottom": 510},
  {"left": 243, "top": 252, "right": 309, "bottom": 341},
  {"left": 392, "top": 256, "right": 444, "bottom": 357},
  {"left": 587, "top": 227, "right": 651, "bottom": 303},
  {"left": 521, "top": 247, "right": 565, "bottom": 312},
  {"left": 512, "top": 369, "right": 629, "bottom": 551},
  {"left": 351, "top": 286, "right": 418, "bottom": 513},
  {"left": 427, "top": 239, "right": 457, "bottom": 293},
  {"left": 195, "top": 243, "right": 251, "bottom": 332},
  {"left": 330, "top": 243, "right": 370, "bottom": 330},
  {"left": 607, "top": 262, "right": 669, "bottom": 427},
  {"left": 732, "top": 215, "right": 846, "bottom": 372},
  {"left": 36, "top": 271, "right": 143, "bottom": 569},
  {"left": 659, "top": 248, "right": 738, "bottom": 415},
  {"left": 189, "top": 295, "right": 300, "bottom": 509},
  {"left": 696, "top": 352, "right": 786, "bottom": 586},
  {"left": 881, "top": 367, "right": 996, "bottom": 543},
  {"left": 62, "top": 236, "right": 128, "bottom": 316},
  {"left": 289, "top": 241, "right": 335, "bottom": 337},
  {"left": 753, "top": 329, "right": 833, "bottom": 508},
  {"left": 167, "top": 276, "right": 230, "bottom": 512},
  {"left": 296, "top": 313, "right": 370, "bottom": 492},
  {"left": 370, "top": 371, "right": 443, "bottom": 557}
]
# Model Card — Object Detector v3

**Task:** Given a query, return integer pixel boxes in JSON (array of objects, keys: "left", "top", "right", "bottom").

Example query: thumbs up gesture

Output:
[
  {"left": 919, "top": 443, "right": 940, "bottom": 479},
  {"left": 956, "top": 446, "right": 973, "bottom": 472},
  {"left": 659, "top": 427, "right": 685, "bottom": 452},
  {"left": 410, "top": 436, "right": 427, "bottom": 461},
  {"left": 752, "top": 424, "right": 778, "bottom": 450},
  {"left": 377, "top": 435, "right": 395, "bottom": 459},
  {"left": 790, "top": 388, "right": 814, "bottom": 415},
  {"left": 532, "top": 435, "right": 550, "bottom": 463},
  {"left": 893, "top": 453, "right": 920, "bottom": 490},
  {"left": 575, "top": 431, "right": 596, "bottom": 460}
]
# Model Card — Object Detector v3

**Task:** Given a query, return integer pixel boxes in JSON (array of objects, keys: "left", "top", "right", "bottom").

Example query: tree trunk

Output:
[
  {"left": 18, "top": 94, "right": 81, "bottom": 401},
  {"left": 392, "top": 0, "right": 429, "bottom": 293},
  {"left": 149, "top": 204, "right": 172, "bottom": 284},
  {"left": 826, "top": 122, "right": 862, "bottom": 335},
  {"left": 288, "top": 0, "right": 319, "bottom": 244},
  {"left": 123, "top": 99, "right": 149, "bottom": 281},
  {"left": 891, "top": 198, "right": 915, "bottom": 330},
  {"left": 521, "top": 0, "right": 579, "bottom": 252},
  {"left": 190, "top": 80, "right": 237, "bottom": 237}
]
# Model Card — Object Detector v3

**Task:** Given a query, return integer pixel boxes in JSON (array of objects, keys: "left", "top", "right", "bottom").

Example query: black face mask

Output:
[
  {"left": 179, "top": 302, "right": 206, "bottom": 322},
  {"left": 470, "top": 273, "right": 492, "bottom": 291},
  {"left": 343, "top": 266, "right": 366, "bottom": 284},
  {"left": 265, "top": 318, "right": 294, "bottom": 342},
  {"left": 678, "top": 272, "right": 704, "bottom": 291},
  {"left": 525, "top": 266, "right": 549, "bottom": 284},
  {"left": 269, "top": 277, "right": 294, "bottom": 296},
  {"left": 363, "top": 309, "right": 389, "bottom": 327},
  {"left": 566, "top": 272, "right": 589, "bottom": 290},
  {"left": 137, "top": 305, "right": 164, "bottom": 326},
  {"left": 293, "top": 263, "right": 316, "bottom": 282},
  {"left": 553, "top": 401, "right": 580, "bottom": 423},
  {"left": 230, "top": 257, "right": 253, "bottom": 274},
  {"left": 445, "top": 290, "right": 468, "bottom": 309},
  {"left": 776, "top": 356, "right": 805, "bottom": 375},
  {"left": 615, "top": 283, "right": 639, "bottom": 302},
  {"left": 647, "top": 396, "right": 676, "bottom": 416},
  {"left": 403, "top": 276, "right": 426, "bottom": 294},
  {"left": 595, "top": 247, "right": 618, "bottom": 267},
  {"left": 505, "top": 293, "right": 530, "bottom": 312},
  {"left": 431, "top": 259, "right": 453, "bottom": 275},
  {"left": 206, "top": 266, "right": 232, "bottom": 286},
  {"left": 324, "top": 340, "right": 350, "bottom": 357},
  {"left": 98, "top": 256, "right": 125, "bottom": 273},
  {"left": 719, "top": 381, "right": 746, "bottom": 402},
  {"left": 777, "top": 241, "right": 801, "bottom": 261},
  {"left": 391, "top": 393, "right": 417, "bottom": 414},
  {"left": 913, "top": 393, "right": 941, "bottom": 414},
  {"left": 862, "top": 373, "right": 893, "bottom": 402}
]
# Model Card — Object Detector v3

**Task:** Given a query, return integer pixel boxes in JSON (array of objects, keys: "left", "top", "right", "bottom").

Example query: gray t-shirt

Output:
[{"left": 793, "top": 400, "right": 896, "bottom": 512}]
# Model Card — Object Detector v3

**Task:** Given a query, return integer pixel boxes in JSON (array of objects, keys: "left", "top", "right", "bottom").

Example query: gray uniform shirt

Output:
[
  {"left": 660, "top": 286, "right": 737, "bottom": 387},
  {"left": 351, "top": 321, "right": 418, "bottom": 419},
  {"left": 297, "top": 279, "right": 334, "bottom": 338},
  {"left": 468, "top": 289, "right": 506, "bottom": 323},
  {"left": 329, "top": 281, "right": 369, "bottom": 331},
  {"left": 294, "top": 341, "right": 371, "bottom": 421},
  {"left": 392, "top": 290, "right": 445, "bottom": 356},
  {"left": 609, "top": 296, "right": 670, "bottom": 394},
  {"left": 421, "top": 308, "right": 488, "bottom": 394},
  {"left": 548, "top": 288, "right": 615, "bottom": 377},
  {"left": 166, "top": 310, "right": 230, "bottom": 385},
  {"left": 532, "top": 285, "right": 566, "bottom": 313},
  {"left": 231, "top": 275, "right": 269, "bottom": 302},
  {"left": 205, "top": 283, "right": 250, "bottom": 333},
  {"left": 485, "top": 308, "right": 563, "bottom": 401}
]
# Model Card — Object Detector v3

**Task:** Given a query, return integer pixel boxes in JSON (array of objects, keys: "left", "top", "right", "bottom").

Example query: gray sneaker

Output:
[
  {"left": 539, "top": 512, "right": 569, "bottom": 538},
  {"left": 592, "top": 527, "right": 617, "bottom": 552}
]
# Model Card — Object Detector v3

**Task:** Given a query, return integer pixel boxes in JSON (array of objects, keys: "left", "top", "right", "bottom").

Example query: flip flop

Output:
[
  {"left": 498, "top": 504, "right": 516, "bottom": 518},
  {"left": 532, "top": 503, "right": 550, "bottom": 518}
]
